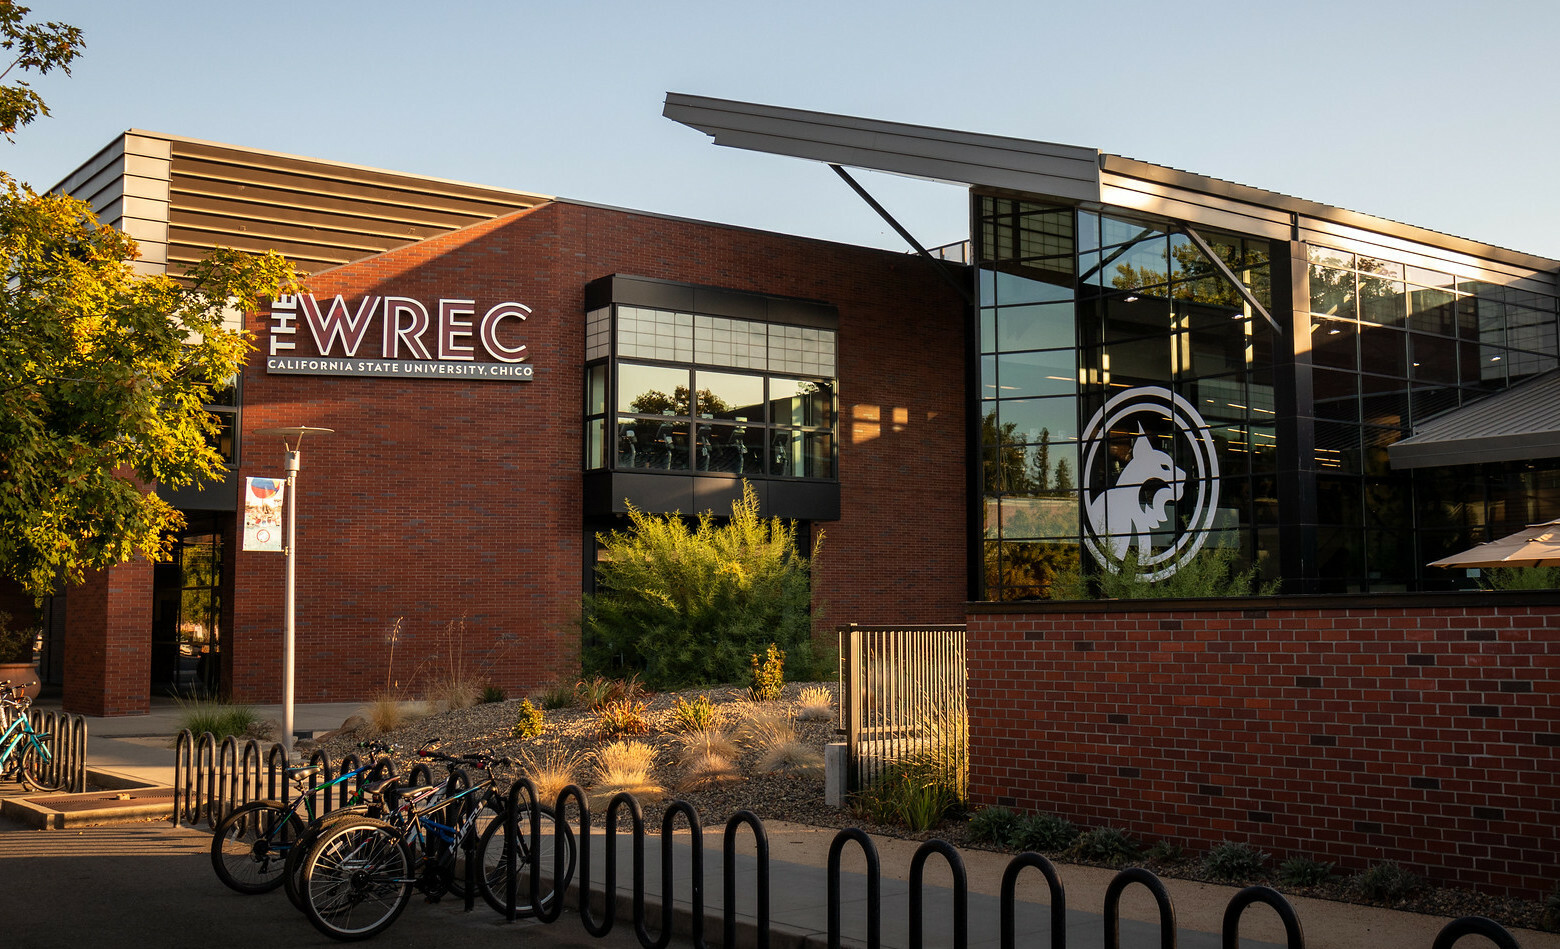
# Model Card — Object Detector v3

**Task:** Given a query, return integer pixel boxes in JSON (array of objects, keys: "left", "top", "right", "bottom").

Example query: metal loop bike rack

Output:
[
  {"left": 1103, "top": 867, "right": 1177, "bottom": 949},
  {"left": 1001, "top": 851, "right": 1067, "bottom": 949},
  {"left": 723, "top": 809, "right": 769, "bottom": 949},
  {"left": 1222, "top": 885, "right": 1303, "bottom": 949},
  {"left": 1432, "top": 916, "right": 1522, "bottom": 949},
  {"left": 827, "top": 826, "right": 882, "bottom": 949},
  {"left": 909, "top": 838, "right": 968, "bottom": 949}
]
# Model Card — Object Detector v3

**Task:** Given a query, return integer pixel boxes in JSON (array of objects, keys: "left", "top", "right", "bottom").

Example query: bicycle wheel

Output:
[
  {"left": 284, "top": 809, "right": 371, "bottom": 912},
  {"left": 476, "top": 805, "right": 575, "bottom": 916},
  {"left": 210, "top": 800, "right": 296, "bottom": 894},
  {"left": 19, "top": 739, "right": 66, "bottom": 793},
  {"left": 447, "top": 797, "right": 505, "bottom": 900},
  {"left": 301, "top": 818, "right": 413, "bottom": 940}
]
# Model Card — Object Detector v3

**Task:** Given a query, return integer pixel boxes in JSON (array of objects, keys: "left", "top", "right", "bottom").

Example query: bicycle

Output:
[
  {"left": 209, "top": 741, "right": 396, "bottom": 895},
  {"left": 0, "top": 681, "right": 64, "bottom": 792},
  {"left": 296, "top": 741, "right": 575, "bottom": 940}
]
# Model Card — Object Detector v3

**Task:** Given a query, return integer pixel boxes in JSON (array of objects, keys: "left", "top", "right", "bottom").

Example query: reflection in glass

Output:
[
  {"left": 618, "top": 364, "right": 690, "bottom": 414},
  {"left": 996, "top": 350, "right": 1075, "bottom": 398},
  {"left": 769, "top": 379, "right": 833, "bottom": 427},
  {"left": 698, "top": 422, "right": 766, "bottom": 475},
  {"left": 694, "top": 370, "right": 764, "bottom": 422},
  {"left": 996, "top": 303, "right": 1075, "bottom": 351},
  {"left": 998, "top": 396, "right": 1079, "bottom": 443},
  {"left": 771, "top": 430, "right": 834, "bottom": 478},
  {"left": 618, "top": 415, "right": 688, "bottom": 471}
]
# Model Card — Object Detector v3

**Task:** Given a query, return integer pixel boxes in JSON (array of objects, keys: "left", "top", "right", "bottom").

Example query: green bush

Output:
[
  {"left": 1352, "top": 860, "right": 1421, "bottom": 901},
  {"left": 968, "top": 806, "right": 1023, "bottom": 846},
  {"left": 480, "top": 684, "right": 507, "bottom": 704},
  {"left": 851, "top": 761, "right": 961, "bottom": 832},
  {"left": 176, "top": 697, "right": 259, "bottom": 740},
  {"left": 534, "top": 680, "right": 577, "bottom": 710},
  {"left": 1145, "top": 840, "right": 1184, "bottom": 864},
  {"left": 670, "top": 694, "right": 716, "bottom": 732},
  {"left": 1012, "top": 812, "right": 1079, "bottom": 852},
  {"left": 749, "top": 644, "right": 785, "bottom": 701},
  {"left": 581, "top": 482, "right": 823, "bottom": 688},
  {"left": 1278, "top": 856, "right": 1335, "bottom": 887},
  {"left": 1542, "top": 881, "right": 1559, "bottom": 932},
  {"left": 1069, "top": 545, "right": 1278, "bottom": 599},
  {"left": 594, "top": 699, "right": 650, "bottom": 738},
  {"left": 510, "top": 699, "right": 544, "bottom": 739},
  {"left": 1069, "top": 827, "right": 1141, "bottom": 865},
  {"left": 1203, "top": 841, "right": 1271, "bottom": 882}
]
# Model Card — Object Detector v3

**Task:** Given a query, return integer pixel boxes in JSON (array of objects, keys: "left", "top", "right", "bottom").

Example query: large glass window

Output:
[
  {"left": 977, "top": 197, "right": 1277, "bottom": 601},
  {"left": 586, "top": 303, "right": 837, "bottom": 481}
]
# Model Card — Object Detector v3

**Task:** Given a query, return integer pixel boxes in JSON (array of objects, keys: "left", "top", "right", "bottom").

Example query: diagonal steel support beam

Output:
[
  {"left": 1175, "top": 224, "right": 1283, "bottom": 334},
  {"left": 829, "top": 164, "right": 973, "bottom": 305}
]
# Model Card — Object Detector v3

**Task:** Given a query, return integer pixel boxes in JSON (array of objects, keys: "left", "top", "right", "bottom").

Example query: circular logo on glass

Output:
[{"left": 1080, "top": 386, "right": 1220, "bottom": 581}]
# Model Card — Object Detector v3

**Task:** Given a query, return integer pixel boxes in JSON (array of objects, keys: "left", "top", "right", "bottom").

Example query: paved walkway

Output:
[{"left": 11, "top": 699, "right": 1559, "bottom": 949}]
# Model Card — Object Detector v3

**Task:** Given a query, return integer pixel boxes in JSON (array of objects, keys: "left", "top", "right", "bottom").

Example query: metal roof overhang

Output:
[
  {"left": 662, "top": 93, "right": 1104, "bottom": 203},
  {"left": 1389, "top": 369, "right": 1560, "bottom": 469}
]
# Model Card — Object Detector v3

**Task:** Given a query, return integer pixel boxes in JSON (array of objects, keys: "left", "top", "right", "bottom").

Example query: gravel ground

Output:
[{"left": 311, "top": 681, "right": 1557, "bottom": 934}]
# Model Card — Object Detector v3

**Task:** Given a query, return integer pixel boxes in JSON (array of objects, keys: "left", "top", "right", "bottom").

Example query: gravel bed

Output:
[{"left": 310, "top": 682, "right": 1557, "bottom": 934}]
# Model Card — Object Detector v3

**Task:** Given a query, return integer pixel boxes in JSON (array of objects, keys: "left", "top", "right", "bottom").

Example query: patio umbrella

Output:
[{"left": 1429, "top": 517, "right": 1560, "bottom": 568}]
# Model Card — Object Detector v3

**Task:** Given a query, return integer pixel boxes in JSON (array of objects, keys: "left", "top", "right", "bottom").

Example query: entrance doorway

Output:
[{"left": 150, "top": 516, "right": 224, "bottom": 697}]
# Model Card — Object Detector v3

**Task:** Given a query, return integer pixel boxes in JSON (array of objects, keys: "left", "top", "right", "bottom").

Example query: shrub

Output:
[
  {"left": 592, "top": 740, "right": 661, "bottom": 800},
  {"left": 749, "top": 644, "right": 785, "bottom": 701},
  {"left": 851, "top": 762, "right": 960, "bottom": 832},
  {"left": 795, "top": 685, "right": 833, "bottom": 721},
  {"left": 175, "top": 697, "right": 258, "bottom": 740},
  {"left": 1352, "top": 861, "right": 1422, "bottom": 902},
  {"left": 510, "top": 699, "right": 545, "bottom": 739},
  {"left": 533, "top": 680, "right": 577, "bottom": 710},
  {"left": 1203, "top": 841, "right": 1271, "bottom": 882},
  {"left": 594, "top": 698, "right": 649, "bottom": 737},
  {"left": 362, "top": 691, "right": 415, "bottom": 736},
  {"left": 1012, "top": 812, "right": 1079, "bottom": 853},
  {"left": 1070, "top": 827, "right": 1140, "bottom": 864},
  {"left": 1145, "top": 840, "right": 1184, "bottom": 865},
  {"left": 670, "top": 694, "right": 717, "bottom": 732},
  {"left": 1278, "top": 856, "right": 1335, "bottom": 888},
  {"left": 968, "top": 806, "right": 1023, "bottom": 847},
  {"left": 480, "top": 684, "right": 507, "bottom": 704},
  {"left": 519, "top": 749, "right": 583, "bottom": 806},
  {"left": 424, "top": 676, "right": 480, "bottom": 713},
  {"left": 1542, "top": 881, "right": 1560, "bottom": 932},
  {"left": 575, "top": 673, "right": 646, "bottom": 710},
  {"left": 0, "top": 611, "right": 38, "bottom": 663},
  {"left": 581, "top": 482, "right": 824, "bottom": 688}
]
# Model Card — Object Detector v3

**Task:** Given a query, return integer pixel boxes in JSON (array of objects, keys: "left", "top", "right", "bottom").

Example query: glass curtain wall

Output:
[
  {"left": 977, "top": 196, "right": 1277, "bottom": 600},
  {"left": 1307, "top": 248, "right": 1560, "bottom": 590}
]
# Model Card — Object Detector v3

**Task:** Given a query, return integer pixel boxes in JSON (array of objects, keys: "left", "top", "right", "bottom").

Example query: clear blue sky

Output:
[{"left": 7, "top": 0, "right": 1560, "bottom": 259}]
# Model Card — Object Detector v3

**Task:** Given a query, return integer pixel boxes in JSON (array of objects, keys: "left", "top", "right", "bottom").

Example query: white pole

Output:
[{"left": 282, "top": 448, "right": 300, "bottom": 759}]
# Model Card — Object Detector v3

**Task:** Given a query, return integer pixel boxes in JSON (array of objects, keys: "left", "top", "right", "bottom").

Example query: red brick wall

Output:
[
  {"left": 231, "top": 201, "right": 967, "bottom": 704},
  {"left": 62, "top": 561, "right": 154, "bottom": 716},
  {"left": 967, "top": 595, "right": 1560, "bottom": 899}
]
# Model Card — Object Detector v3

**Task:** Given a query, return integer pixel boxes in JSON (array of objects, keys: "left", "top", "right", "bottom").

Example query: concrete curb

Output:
[{"left": 0, "top": 767, "right": 173, "bottom": 829}]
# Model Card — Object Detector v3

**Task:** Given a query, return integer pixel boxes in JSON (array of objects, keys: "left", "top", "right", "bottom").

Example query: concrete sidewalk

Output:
[{"left": 15, "top": 699, "right": 1559, "bottom": 949}]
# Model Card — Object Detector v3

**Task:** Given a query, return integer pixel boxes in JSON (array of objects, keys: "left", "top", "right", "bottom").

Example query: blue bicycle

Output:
[{"left": 0, "top": 680, "right": 63, "bottom": 792}]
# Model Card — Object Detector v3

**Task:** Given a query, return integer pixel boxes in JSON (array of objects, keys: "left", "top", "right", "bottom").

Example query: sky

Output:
[{"left": 6, "top": 0, "right": 1560, "bottom": 260}]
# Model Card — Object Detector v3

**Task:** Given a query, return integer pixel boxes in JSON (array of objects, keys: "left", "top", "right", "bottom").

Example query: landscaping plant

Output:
[
  {"left": 581, "top": 482, "right": 823, "bottom": 688},
  {"left": 749, "top": 644, "right": 786, "bottom": 701},
  {"left": 510, "top": 699, "right": 545, "bottom": 739},
  {"left": 1203, "top": 841, "right": 1271, "bottom": 882}
]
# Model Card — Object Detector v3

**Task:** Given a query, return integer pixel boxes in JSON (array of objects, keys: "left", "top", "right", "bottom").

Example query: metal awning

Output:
[{"left": 1389, "top": 369, "right": 1560, "bottom": 469}]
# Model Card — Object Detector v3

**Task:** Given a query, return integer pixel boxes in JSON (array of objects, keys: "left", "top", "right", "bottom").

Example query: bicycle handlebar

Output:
[{"left": 415, "top": 739, "right": 510, "bottom": 770}]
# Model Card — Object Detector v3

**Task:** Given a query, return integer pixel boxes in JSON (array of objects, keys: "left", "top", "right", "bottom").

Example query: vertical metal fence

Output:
[{"left": 839, "top": 624, "right": 968, "bottom": 795}]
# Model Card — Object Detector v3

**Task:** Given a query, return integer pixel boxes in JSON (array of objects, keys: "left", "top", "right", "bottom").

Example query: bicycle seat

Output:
[
  {"left": 285, "top": 765, "right": 324, "bottom": 783},
  {"left": 360, "top": 776, "right": 399, "bottom": 796}
]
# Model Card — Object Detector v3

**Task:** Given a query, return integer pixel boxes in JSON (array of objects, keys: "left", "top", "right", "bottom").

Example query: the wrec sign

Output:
[{"left": 264, "top": 293, "right": 535, "bottom": 381}]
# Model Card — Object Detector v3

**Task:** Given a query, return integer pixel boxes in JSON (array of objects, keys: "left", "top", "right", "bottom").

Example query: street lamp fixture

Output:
[{"left": 254, "top": 425, "right": 334, "bottom": 758}]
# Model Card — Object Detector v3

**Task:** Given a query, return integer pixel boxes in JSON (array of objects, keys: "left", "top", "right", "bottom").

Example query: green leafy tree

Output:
[
  {"left": 0, "top": 4, "right": 301, "bottom": 596},
  {"left": 582, "top": 481, "right": 821, "bottom": 688},
  {"left": 0, "top": 2, "right": 81, "bottom": 138}
]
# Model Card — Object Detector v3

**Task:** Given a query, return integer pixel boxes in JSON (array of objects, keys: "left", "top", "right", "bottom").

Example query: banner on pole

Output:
[{"left": 242, "top": 477, "right": 286, "bottom": 552}]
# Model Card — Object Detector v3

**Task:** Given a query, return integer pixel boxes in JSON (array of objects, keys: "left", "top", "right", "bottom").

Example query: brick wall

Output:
[
  {"left": 967, "top": 594, "right": 1560, "bottom": 899},
  {"left": 62, "top": 561, "right": 153, "bottom": 716},
  {"left": 231, "top": 201, "right": 967, "bottom": 704}
]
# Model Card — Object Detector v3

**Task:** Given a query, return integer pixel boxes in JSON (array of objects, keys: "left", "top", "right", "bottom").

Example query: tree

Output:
[
  {"left": 581, "top": 482, "right": 822, "bottom": 688},
  {"left": 0, "top": 4, "right": 301, "bottom": 596}
]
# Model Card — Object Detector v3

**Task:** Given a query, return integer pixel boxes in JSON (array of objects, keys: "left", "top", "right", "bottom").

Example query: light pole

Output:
[{"left": 255, "top": 426, "right": 333, "bottom": 759}]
